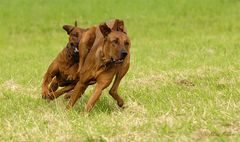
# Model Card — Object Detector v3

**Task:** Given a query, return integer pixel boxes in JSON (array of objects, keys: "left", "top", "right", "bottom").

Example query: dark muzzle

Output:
[
  {"left": 120, "top": 50, "right": 128, "bottom": 59},
  {"left": 68, "top": 42, "right": 79, "bottom": 62}
]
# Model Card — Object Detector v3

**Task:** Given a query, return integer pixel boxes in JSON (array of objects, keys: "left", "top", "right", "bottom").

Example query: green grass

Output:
[{"left": 1, "top": 0, "right": 240, "bottom": 141}]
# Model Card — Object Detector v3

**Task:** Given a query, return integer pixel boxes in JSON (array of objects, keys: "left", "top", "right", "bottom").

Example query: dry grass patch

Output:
[
  {"left": 0, "top": 109, "right": 83, "bottom": 142},
  {"left": 192, "top": 128, "right": 212, "bottom": 141},
  {"left": 1, "top": 79, "right": 38, "bottom": 98},
  {"left": 83, "top": 101, "right": 160, "bottom": 142},
  {"left": 128, "top": 73, "right": 167, "bottom": 87}
]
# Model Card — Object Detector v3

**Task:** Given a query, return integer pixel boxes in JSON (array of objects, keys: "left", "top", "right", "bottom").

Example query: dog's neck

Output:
[{"left": 66, "top": 43, "right": 79, "bottom": 63}]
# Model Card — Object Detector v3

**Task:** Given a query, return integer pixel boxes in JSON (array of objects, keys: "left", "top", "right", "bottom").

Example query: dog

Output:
[
  {"left": 66, "top": 21, "right": 130, "bottom": 112},
  {"left": 78, "top": 19, "right": 127, "bottom": 74},
  {"left": 41, "top": 22, "right": 87, "bottom": 100},
  {"left": 42, "top": 20, "right": 126, "bottom": 100}
]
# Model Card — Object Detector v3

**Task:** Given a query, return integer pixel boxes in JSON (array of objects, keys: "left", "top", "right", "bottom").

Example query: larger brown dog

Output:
[
  {"left": 77, "top": 19, "right": 127, "bottom": 74},
  {"left": 41, "top": 23, "right": 87, "bottom": 100},
  {"left": 67, "top": 21, "right": 130, "bottom": 112}
]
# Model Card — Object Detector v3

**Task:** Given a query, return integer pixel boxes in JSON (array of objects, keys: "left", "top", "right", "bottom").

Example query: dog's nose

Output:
[{"left": 120, "top": 50, "right": 128, "bottom": 59}]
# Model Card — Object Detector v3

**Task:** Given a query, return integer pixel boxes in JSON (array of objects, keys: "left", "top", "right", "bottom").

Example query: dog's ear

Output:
[
  {"left": 74, "top": 21, "right": 77, "bottom": 27},
  {"left": 112, "top": 19, "right": 124, "bottom": 32},
  {"left": 63, "top": 25, "right": 74, "bottom": 35},
  {"left": 99, "top": 23, "right": 111, "bottom": 37}
]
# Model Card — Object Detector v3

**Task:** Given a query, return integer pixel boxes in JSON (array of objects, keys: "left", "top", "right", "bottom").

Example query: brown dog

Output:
[
  {"left": 42, "top": 20, "right": 126, "bottom": 100},
  {"left": 41, "top": 23, "right": 87, "bottom": 100},
  {"left": 78, "top": 19, "right": 127, "bottom": 74},
  {"left": 66, "top": 21, "right": 130, "bottom": 112}
]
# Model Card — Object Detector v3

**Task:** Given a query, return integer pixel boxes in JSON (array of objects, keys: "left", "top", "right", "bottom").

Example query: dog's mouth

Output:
[
  {"left": 111, "top": 58, "right": 124, "bottom": 64},
  {"left": 73, "top": 46, "right": 79, "bottom": 53},
  {"left": 68, "top": 42, "right": 79, "bottom": 53}
]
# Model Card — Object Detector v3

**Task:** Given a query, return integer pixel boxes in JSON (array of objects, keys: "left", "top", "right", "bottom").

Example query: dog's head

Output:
[
  {"left": 63, "top": 21, "right": 86, "bottom": 62},
  {"left": 63, "top": 21, "right": 85, "bottom": 48},
  {"left": 100, "top": 21, "right": 130, "bottom": 64}
]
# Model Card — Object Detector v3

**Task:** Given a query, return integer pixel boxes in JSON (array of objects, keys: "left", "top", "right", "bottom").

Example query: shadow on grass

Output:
[
  {"left": 1, "top": 88, "right": 125, "bottom": 119},
  {"left": 44, "top": 92, "right": 121, "bottom": 115}
]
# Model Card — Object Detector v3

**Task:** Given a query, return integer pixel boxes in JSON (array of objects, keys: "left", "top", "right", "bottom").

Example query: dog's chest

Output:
[{"left": 94, "top": 64, "right": 117, "bottom": 79}]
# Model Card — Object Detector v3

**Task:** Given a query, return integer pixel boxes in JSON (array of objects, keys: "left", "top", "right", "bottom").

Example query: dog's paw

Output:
[
  {"left": 42, "top": 91, "right": 55, "bottom": 100},
  {"left": 115, "top": 97, "right": 124, "bottom": 108},
  {"left": 117, "top": 100, "right": 124, "bottom": 108},
  {"left": 46, "top": 92, "right": 56, "bottom": 100},
  {"left": 67, "top": 74, "right": 77, "bottom": 81},
  {"left": 42, "top": 89, "right": 50, "bottom": 99}
]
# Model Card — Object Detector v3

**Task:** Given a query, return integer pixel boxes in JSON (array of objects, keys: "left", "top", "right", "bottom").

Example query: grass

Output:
[{"left": 0, "top": 0, "right": 240, "bottom": 141}]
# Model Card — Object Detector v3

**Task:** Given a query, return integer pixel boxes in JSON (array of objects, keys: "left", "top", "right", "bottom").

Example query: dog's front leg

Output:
[
  {"left": 78, "top": 42, "right": 88, "bottom": 74},
  {"left": 85, "top": 80, "right": 111, "bottom": 112},
  {"left": 42, "top": 62, "right": 58, "bottom": 99},
  {"left": 49, "top": 77, "right": 59, "bottom": 92},
  {"left": 109, "top": 63, "right": 129, "bottom": 107},
  {"left": 66, "top": 81, "right": 88, "bottom": 109},
  {"left": 109, "top": 74, "right": 125, "bottom": 107},
  {"left": 85, "top": 83, "right": 104, "bottom": 112},
  {"left": 77, "top": 27, "right": 96, "bottom": 73}
]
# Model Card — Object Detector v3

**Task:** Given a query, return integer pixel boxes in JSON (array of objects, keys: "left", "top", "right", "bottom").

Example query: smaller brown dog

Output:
[
  {"left": 67, "top": 21, "right": 130, "bottom": 112},
  {"left": 41, "top": 22, "right": 87, "bottom": 100}
]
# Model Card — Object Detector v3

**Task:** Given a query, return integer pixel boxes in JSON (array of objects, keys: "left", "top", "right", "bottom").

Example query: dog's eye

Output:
[
  {"left": 73, "top": 33, "right": 78, "bottom": 37},
  {"left": 124, "top": 41, "right": 129, "bottom": 47},
  {"left": 112, "top": 39, "right": 119, "bottom": 45}
]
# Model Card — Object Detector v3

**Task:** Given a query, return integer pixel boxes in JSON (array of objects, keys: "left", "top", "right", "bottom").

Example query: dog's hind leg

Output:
[
  {"left": 109, "top": 63, "right": 130, "bottom": 107},
  {"left": 48, "top": 85, "right": 75, "bottom": 100}
]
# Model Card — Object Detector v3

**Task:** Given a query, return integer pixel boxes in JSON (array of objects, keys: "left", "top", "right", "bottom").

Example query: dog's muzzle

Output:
[
  {"left": 68, "top": 43, "right": 79, "bottom": 62},
  {"left": 110, "top": 50, "right": 128, "bottom": 64},
  {"left": 111, "top": 58, "right": 124, "bottom": 64},
  {"left": 120, "top": 50, "right": 128, "bottom": 59},
  {"left": 72, "top": 45, "right": 79, "bottom": 53}
]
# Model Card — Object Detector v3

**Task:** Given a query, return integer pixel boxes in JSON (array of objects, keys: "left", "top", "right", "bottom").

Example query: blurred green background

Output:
[{"left": 0, "top": 0, "right": 240, "bottom": 141}]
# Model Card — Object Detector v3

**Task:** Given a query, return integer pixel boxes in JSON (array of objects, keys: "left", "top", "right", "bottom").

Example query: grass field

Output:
[{"left": 1, "top": 0, "right": 240, "bottom": 141}]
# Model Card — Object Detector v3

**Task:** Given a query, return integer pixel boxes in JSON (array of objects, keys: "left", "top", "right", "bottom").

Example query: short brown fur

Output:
[
  {"left": 41, "top": 24, "right": 86, "bottom": 100},
  {"left": 42, "top": 20, "right": 127, "bottom": 100},
  {"left": 67, "top": 20, "right": 130, "bottom": 112}
]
